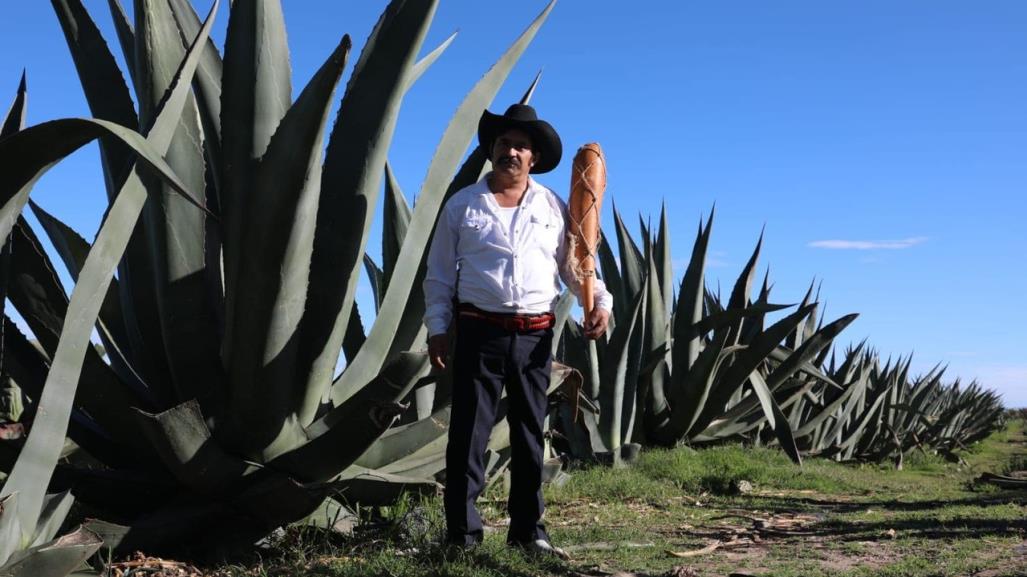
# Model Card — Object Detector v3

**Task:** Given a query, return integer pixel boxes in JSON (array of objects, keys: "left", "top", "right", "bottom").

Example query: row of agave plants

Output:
[
  {"left": 551, "top": 205, "right": 1004, "bottom": 471},
  {"left": 0, "top": 0, "right": 1003, "bottom": 573}
]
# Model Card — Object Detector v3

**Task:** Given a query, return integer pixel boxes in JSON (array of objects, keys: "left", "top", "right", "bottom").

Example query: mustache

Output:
[{"left": 496, "top": 155, "right": 521, "bottom": 167}]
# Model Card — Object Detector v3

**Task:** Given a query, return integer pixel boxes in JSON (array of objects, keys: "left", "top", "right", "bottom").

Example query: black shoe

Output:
[{"left": 442, "top": 538, "right": 480, "bottom": 557}]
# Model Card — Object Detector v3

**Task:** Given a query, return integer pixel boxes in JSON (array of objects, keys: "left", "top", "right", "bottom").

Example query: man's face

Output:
[{"left": 491, "top": 128, "right": 537, "bottom": 179}]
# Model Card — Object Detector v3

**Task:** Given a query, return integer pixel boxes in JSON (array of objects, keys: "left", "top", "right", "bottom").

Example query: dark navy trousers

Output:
[{"left": 444, "top": 314, "right": 553, "bottom": 545}]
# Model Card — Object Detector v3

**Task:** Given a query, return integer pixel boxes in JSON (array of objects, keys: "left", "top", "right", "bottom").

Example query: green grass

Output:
[{"left": 207, "top": 421, "right": 1026, "bottom": 577}]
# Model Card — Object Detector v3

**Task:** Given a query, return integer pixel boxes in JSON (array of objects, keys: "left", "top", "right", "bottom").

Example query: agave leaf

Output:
[
  {"left": 105, "top": 0, "right": 138, "bottom": 87},
  {"left": 688, "top": 303, "right": 816, "bottom": 438},
  {"left": 27, "top": 200, "right": 142, "bottom": 392},
  {"left": 551, "top": 289, "right": 575, "bottom": 352},
  {"left": 1, "top": 72, "right": 27, "bottom": 139},
  {"left": 333, "top": 468, "right": 440, "bottom": 507},
  {"left": 382, "top": 162, "right": 413, "bottom": 292},
  {"left": 836, "top": 391, "right": 889, "bottom": 452},
  {"left": 1, "top": 315, "right": 135, "bottom": 468},
  {"left": 638, "top": 214, "right": 651, "bottom": 259},
  {"left": 50, "top": 0, "right": 140, "bottom": 192},
  {"left": 672, "top": 209, "right": 713, "bottom": 371},
  {"left": 728, "top": 230, "right": 763, "bottom": 309},
  {"left": 330, "top": 1, "right": 556, "bottom": 406},
  {"left": 374, "top": 450, "right": 447, "bottom": 478},
  {"left": 0, "top": 495, "right": 21, "bottom": 565},
  {"left": 270, "top": 352, "right": 430, "bottom": 482},
  {"left": 297, "top": 0, "right": 440, "bottom": 422},
  {"left": 221, "top": 34, "right": 351, "bottom": 460},
  {"left": 598, "top": 278, "right": 647, "bottom": 451},
  {"left": 765, "top": 313, "right": 857, "bottom": 391},
  {"left": 0, "top": 316, "right": 48, "bottom": 404},
  {"left": 653, "top": 334, "right": 733, "bottom": 445},
  {"left": 408, "top": 30, "right": 457, "bottom": 89},
  {"left": 747, "top": 371, "right": 802, "bottom": 464},
  {"left": 168, "top": 0, "right": 225, "bottom": 168},
  {"left": 682, "top": 302, "right": 792, "bottom": 344},
  {"left": 560, "top": 317, "right": 594, "bottom": 399},
  {"left": 220, "top": 0, "right": 292, "bottom": 265},
  {"left": 785, "top": 280, "right": 815, "bottom": 350},
  {"left": 767, "top": 346, "right": 842, "bottom": 390},
  {"left": 28, "top": 491, "right": 75, "bottom": 547},
  {"left": 640, "top": 255, "right": 669, "bottom": 444},
  {"left": 611, "top": 203, "right": 644, "bottom": 305},
  {"left": 654, "top": 202, "right": 673, "bottom": 314},
  {"left": 354, "top": 407, "right": 450, "bottom": 469},
  {"left": 597, "top": 230, "right": 626, "bottom": 322},
  {"left": 657, "top": 301, "right": 792, "bottom": 439},
  {"left": 0, "top": 526, "right": 102, "bottom": 576},
  {"left": 0, "top": 75, "right": 25, "bottom": 386},
  {"left": 341, "top": 299, "right": 367, "bottom": 364},
  {"left": 363, "top": 254, "right": 385, "bottom": 312},
  {"left": 137, "top": 0, "right": 224, "bottom": 405},
  {"left": 6, "top": 218, "right": 157, "bottom": 434},
  {"left": 133, "top": 400, "right": 253, "bottom": 494},
  {"left": 134, "top": 0, "right": 223, "bottom": 401}
]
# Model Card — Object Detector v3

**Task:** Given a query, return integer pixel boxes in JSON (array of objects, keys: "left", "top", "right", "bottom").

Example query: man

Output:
[{"left": 424, "top": 103, "right": 612, "bottom": 557}]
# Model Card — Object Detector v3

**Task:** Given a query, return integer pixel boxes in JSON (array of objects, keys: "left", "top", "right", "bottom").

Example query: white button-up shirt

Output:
[{"left": 424, "top": 174, "right": 613, "bottom": 337}]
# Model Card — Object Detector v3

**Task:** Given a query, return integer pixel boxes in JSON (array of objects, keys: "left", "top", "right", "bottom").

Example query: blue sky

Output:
[{"left": 1, "top": 1, "right": 1025, "bottom": 406}]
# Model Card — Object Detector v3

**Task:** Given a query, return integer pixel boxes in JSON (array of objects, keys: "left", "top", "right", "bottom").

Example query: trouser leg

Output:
[
  {"left": 444, "top": 317, "right": 505, "bottom": 545},
  {"left": 505, "top": 328, "right": 553, "bottom": 544}
]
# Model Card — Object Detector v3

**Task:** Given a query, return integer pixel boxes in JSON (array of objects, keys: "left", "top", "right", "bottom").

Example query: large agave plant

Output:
[
  {"left": 1, "top": 0, "right": 559, "bottom": 555},
  {"left": 558, "top": 205, "right": 859, "bottom": 465}
]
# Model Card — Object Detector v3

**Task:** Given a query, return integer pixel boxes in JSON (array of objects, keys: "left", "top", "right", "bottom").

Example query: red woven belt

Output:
[{"left": 457, "top": 303, "right": 555, "bottom": 332}]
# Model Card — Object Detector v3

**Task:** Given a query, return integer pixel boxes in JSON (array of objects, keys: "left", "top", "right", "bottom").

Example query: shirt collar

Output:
[{"left": 479, "top": 172, "right": 542, "bottom": 207}]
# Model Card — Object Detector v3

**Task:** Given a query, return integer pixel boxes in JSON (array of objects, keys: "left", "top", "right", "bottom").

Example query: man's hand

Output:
[
  {"left": 583, "top": 307, "right": 610, "bottom": 340},
  {"left": 428, "top": 334, "right": 449, "bottom": 370}
]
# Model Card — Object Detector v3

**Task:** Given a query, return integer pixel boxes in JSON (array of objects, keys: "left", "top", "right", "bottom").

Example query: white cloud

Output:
[{"left": 808, "top": 237, "right": 928, "bottom": 250}]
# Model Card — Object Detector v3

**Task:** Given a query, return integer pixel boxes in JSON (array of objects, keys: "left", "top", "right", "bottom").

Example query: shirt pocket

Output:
[
  {"left": 460, "top": 214, "right": 494, "bottom": 249},
  {"left": 529, "top": 212, "right": 561, "bottom": 252}
]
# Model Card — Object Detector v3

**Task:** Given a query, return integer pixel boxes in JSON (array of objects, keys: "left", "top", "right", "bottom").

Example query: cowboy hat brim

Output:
[{"left": 477, "top": 109, "right": 562, "bottom": 174}]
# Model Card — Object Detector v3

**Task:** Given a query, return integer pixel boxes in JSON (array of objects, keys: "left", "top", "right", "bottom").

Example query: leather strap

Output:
[{"left": 457, "top": 303, "right": 555, "bottom": 332}]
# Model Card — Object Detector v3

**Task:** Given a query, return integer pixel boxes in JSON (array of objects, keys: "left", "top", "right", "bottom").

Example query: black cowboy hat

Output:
[{"left": 477, "top": 104, "right": 562, "bottom": 174}]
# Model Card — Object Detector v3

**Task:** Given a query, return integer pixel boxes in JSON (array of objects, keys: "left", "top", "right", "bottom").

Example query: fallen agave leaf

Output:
[{"left": 668, "top": 541, "right": 722, "bottom": 557}]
